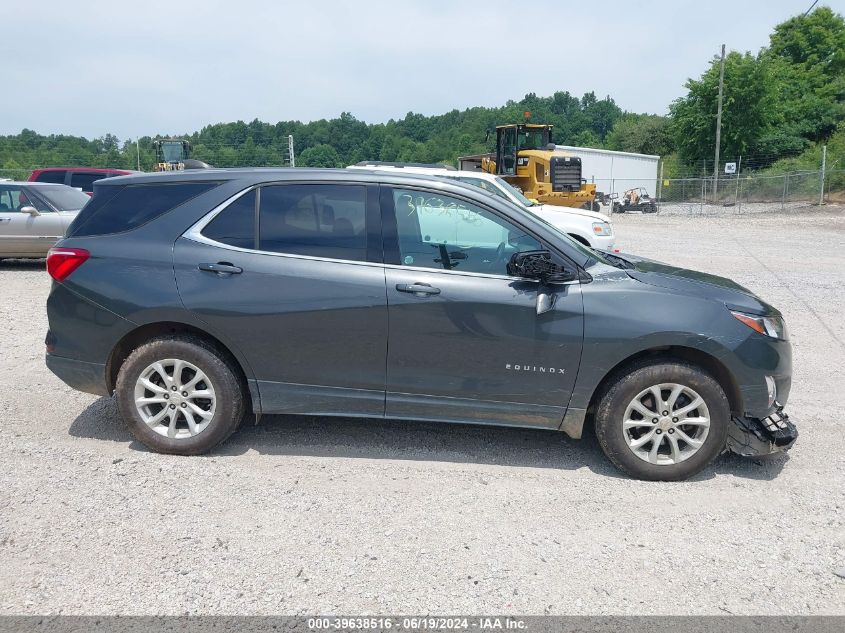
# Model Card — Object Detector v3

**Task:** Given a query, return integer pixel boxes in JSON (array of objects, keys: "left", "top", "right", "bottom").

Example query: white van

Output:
[{"left": 348, "top": 163, "right": 615, "bottom": 250}]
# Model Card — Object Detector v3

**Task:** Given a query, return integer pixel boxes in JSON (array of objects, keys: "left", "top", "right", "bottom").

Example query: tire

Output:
[
  {"left": 115, "top": 335, "right": 245, "bottom": 455},
  {"left": 594, "top": 360, "right": 730, "bottom": 481}
]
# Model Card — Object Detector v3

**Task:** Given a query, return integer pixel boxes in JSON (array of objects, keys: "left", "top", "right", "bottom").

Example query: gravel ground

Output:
[
  {"left": 1, "top": 208, "right": 844, "bottom": 615},
  {"left": 648, "top": 200, "right": 823, "bottom": 216}
]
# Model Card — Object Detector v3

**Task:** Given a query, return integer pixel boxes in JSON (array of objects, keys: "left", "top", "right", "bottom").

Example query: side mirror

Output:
[
  {"left": 508, "top": 250, "right": 577, "bottom": 284},
  {"left": 20, "top": 206, "right": 40, "bottom": 216}
]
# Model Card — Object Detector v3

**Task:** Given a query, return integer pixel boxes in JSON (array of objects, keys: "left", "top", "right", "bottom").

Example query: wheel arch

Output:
[
  {"left": 582, "top": 345, "right": 743, "bottom": 427},
  {"left": 105, "top": 321, "right": 255, "bottom": 410}
]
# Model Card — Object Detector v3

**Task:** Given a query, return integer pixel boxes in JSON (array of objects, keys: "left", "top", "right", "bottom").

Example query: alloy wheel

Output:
[
  {"left": 133, "top": 358, "right": 217, "bottom": 439},
  {"left": 622, "top": 383, "right": 711, "bottom": 465}
]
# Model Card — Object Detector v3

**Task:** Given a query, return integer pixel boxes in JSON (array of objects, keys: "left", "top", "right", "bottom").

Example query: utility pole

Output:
[
  {"left": 288, "top": 135, "right": 295, "bottom": 167},
  {"left": 819, "top": 144, "right": 827, "bottom": 205},
  {"left": 713, "top": 44, "right": 726, "bottom": 199},
  {"left": 135, "top": 139, "right": 141, "bottom": 171}
]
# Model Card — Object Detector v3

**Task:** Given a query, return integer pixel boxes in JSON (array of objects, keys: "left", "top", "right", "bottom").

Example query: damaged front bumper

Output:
[{"left": 727, "top": 407, "right": 797, "bottom": 457}]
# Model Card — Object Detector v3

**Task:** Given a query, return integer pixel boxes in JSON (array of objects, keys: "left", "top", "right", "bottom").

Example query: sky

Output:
[{"left": 3, "top": 0, "right": 842, "bottom": 140}]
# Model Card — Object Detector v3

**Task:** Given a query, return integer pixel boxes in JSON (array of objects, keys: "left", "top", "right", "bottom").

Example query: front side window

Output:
[
  {"left": 0, "top": 186, "right": 21, "bottom": 211},
  {"left": 0, "top": 186, "right": 49, "bottom": 212},
  {"left": 258, "top": 184, "right": 367, "bottom": 261},
  {"left": 391, "top": 189, "right": 541, "bottom": 276}
]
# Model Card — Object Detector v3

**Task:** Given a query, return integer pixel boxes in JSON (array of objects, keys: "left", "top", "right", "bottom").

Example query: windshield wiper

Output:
[{"left": 601, "top": 252, "right": 636, "bottom": 270}]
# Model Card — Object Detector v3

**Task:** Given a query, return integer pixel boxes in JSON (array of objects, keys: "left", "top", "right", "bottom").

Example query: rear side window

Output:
[
  {"left": 454, "top": 176, "right": 509, "bottom": 201},
  {"left": 70, "top": 172, "right": 107, "bottom": 192},
  {"left": 34, "top": 170, "right": 66, "bottom": 184},
  {"left": 201, "top": 190, "right": 256, "bottom": 249},
  {"left": 68, "top": 182, "right": 219, "bottom": 237},
  {"left": 258, "top": 184, "right": 367, "bottom": 261}
]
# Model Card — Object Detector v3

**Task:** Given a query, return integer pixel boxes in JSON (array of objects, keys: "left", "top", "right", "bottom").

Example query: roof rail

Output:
[{"left": 353, "top": 161, "right": 456, "bottom": 171}]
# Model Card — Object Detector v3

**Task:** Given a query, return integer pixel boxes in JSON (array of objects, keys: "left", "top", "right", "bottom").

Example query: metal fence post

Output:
[
  {"left": 657, "top": 160, "right": 663, "bottom": 207},
  {"left": 819, "top": 145, "right": 827, "bottom": 205},
  {"left": 782, "top": 173, "right": 788, "bottom": 210},
  {"left": 734, "top": 156, "right": 741, "bottom": 207}
]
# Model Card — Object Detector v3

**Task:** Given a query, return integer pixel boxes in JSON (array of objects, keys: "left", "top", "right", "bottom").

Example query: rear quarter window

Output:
[
  {"left": 69, "top": 172, "right": 107, "bottom": 192},
  {"left": 68, "top": 182, "right": 219, "bottom": 237},
  {"left": 34, "top": 170, "right": 67, "bottom": 184}
]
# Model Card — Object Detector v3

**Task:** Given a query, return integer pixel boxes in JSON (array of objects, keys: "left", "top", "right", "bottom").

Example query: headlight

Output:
[
  {"left": 592, "top": 222, "right": 613, "bottom": 236},
  {"left": 730, "top": 310, "right": 787, "bottom": 340}
]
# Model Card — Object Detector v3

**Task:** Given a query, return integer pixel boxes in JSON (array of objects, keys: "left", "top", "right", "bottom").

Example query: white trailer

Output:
[{"left": 554, "top": 145, "right": 660, "bottom": 200}]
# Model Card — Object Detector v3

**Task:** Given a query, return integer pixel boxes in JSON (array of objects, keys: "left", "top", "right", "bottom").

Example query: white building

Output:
[{"left": 555, "top": 146, "right": 660, "bottom": 198}]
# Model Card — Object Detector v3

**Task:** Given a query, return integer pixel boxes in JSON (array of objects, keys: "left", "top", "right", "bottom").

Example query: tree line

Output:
[{"left": 1, "top": 6, "right": 842, "bottom": 179}]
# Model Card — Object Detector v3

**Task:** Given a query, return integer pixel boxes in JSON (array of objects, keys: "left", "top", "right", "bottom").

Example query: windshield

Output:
[
  {"left": 517, "top": 127, "right": 549, "bottom": 151},
  {"left": 35, "top": 185, "right": 91, "bottom": 210},
  {"left": 160, "top": 142, "right": 185, "bottom": 163},
  {"left": 494, "top": 177, "right": 537, "bottom": 207}
]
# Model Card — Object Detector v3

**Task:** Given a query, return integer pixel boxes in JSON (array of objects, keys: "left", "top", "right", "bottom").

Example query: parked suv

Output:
[
  {"left": 350, "top": 163, "right": 615, "bottom": 250},
  {"left": 45, "top": 169, "right": 796, "bottom": 480},
  {"left": 29, "top": 167, "right": 136, "bottom": 195}
]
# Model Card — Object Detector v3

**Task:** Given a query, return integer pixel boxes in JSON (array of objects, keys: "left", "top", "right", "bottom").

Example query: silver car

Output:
[{"left": 0, "top": 182, "right": 90, "bottom": 259}]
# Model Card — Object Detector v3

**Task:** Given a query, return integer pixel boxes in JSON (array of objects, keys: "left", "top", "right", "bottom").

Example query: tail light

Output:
[{"left": 47, "top": 247, "right": 90, "bottom": 281}]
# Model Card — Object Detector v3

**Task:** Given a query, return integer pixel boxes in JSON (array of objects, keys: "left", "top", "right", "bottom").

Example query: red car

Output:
[{"left": 28, "top": 167, "right": 137, "bottom": 195}]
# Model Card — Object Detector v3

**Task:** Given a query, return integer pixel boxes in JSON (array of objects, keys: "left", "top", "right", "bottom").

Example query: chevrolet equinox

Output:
[{"left": 45, "top": 168, "right": 797, "bottom": 480}]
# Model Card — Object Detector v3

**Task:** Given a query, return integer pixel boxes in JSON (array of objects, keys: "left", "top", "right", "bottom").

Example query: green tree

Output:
[
  {"left": 769, "top": 6, "right": 845, "bottom": 78},
  {"left": 606, "top": 115, "right": 674, "bottom": 156},
  {"left": 765, "top": 6, "right": 845, "bottom": 143},
  {"left": 298, "top": 143, "right": 341, "bottom": 167},
  {"left": 669, "top": 51, "right": 779, "bottom": 163}
]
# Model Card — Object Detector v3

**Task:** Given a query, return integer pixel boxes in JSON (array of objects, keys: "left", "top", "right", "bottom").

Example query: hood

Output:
[
  {"left": 609, "top": 251, "right": 779, "bottom": 316},
  {"left": 530, "top": 204, "right": 611, "bottom": 224}
]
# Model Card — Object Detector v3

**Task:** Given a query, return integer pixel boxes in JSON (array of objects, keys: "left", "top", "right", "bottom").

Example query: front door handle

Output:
[
  {"left": 396, "top": 282, "right": 441, "bottom": 296},
  {"left": 198, "top": 262, "right": 243, "bottom": 276}
]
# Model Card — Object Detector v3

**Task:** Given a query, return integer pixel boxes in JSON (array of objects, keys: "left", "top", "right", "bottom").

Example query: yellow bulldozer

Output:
[{"left": 460, "top": 123, "right": 597, "bottom": 210}]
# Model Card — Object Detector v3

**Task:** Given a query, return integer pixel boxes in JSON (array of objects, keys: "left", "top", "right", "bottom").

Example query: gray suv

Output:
[{"left": 44, "top": 168, "right": 796, "bottom": 480}]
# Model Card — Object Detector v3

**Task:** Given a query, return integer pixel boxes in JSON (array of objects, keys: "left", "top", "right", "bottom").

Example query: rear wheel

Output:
[
  {"left": 594, "top": 361, "right": 729, "bottom": 480},
  {"left": 115, "top": 336, "right": 245, "bottom": 455}
]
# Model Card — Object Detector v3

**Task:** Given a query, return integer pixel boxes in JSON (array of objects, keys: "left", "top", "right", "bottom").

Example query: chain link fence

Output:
[
  {"left": 0, "top": 169, "right": 34, "bottom": 182},
  {"left": 594, "top": 167, "right": 844, "bottom": 216},
  {"left": 4, "top": 162, "right": 844, "bottom": 216}
]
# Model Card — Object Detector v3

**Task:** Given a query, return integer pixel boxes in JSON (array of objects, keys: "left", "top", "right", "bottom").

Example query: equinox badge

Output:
[{"left": 506, "top": 364, "right": 565, "bottom": 374}]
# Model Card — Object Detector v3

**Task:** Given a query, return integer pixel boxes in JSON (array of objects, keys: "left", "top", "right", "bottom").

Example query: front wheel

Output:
[
  {"left": 594, "top": 361, "right": 729, "bottom": 480},
  {"left": 115, "top": 335, "right": 245, "bottom": 455}
]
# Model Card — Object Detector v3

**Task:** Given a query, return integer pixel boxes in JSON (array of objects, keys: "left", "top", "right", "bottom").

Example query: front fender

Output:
[{"left": 562, "top": 271, "right": 777, "bottom": 430}]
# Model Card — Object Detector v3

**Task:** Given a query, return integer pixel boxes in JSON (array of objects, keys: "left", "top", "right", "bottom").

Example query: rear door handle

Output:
[
  {"left": 198, "top": 262, "right": 243, "bottom": 276},
  {"left": 396, "top": 282, "right": 441, "bottom": 296}
]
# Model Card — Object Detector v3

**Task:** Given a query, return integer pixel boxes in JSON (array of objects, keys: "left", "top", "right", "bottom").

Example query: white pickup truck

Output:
[{"left": 349, "top": 163, "right": 615, "bottom": 251}]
